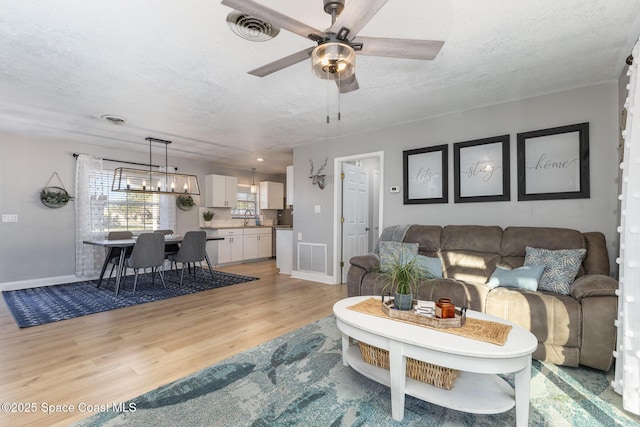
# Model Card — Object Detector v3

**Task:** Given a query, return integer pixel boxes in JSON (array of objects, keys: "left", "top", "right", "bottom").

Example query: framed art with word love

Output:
[
  {"left": 517, "top": 122, "right": 590, "bottom": 201},
  {"left": 453, "top": 135, "right": 510, "bottom": 203},
  {"left": 403, "top": 144, "right": 448, "bottom": 204}
]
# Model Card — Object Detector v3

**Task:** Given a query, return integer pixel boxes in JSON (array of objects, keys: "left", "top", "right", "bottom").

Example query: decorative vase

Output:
[
  {"left": 204, "top": 221, "right": 212, "bottom": 227},
  {"left": 394, "top": 292, "right": 413, "bottom": 311}
]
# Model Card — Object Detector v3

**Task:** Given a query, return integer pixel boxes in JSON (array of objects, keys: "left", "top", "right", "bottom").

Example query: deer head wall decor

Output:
[{"left": 309, "top": 157, "right": 328, "bottom": 190}]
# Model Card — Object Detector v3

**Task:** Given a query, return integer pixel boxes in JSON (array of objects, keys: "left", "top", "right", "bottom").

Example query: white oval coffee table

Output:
[{"left": 333, "top": 296, "right": 538, "bottom": 426}]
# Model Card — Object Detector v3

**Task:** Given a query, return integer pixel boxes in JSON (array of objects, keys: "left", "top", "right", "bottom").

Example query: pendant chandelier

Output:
[
  {"left": 112, "top": 137, "right": 200, "bottom": 195},
  {"left": 250, "top": 168, "right": 257, "bottom": 194}
]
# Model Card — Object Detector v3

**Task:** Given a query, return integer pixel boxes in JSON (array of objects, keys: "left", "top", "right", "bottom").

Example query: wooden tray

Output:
[{"left": 381, "top": 298, "right": 466, "bottom": 328}]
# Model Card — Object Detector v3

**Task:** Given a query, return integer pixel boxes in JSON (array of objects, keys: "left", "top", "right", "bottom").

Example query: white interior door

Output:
[{"left": 342, "top": 162, "right": 369, "bottom": 283}]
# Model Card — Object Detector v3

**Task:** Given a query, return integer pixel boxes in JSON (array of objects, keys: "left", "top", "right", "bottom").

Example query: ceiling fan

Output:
[{"left": 221, "top": 0, "right": 444, "bottom": 93}]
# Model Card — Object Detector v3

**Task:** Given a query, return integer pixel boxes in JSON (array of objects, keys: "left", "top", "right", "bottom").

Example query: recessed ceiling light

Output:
[
  {"left": 257, "top": 158, "right": 264, "bottom": 162},
  {"left": 101, "top": 115, "right": 126, "bottom": 125}
]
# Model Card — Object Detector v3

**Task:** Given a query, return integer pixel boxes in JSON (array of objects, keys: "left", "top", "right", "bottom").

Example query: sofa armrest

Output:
[
  {"left": 349, "top": 254, "right": 380, "bottom": 273},
  {"left": 571, "top": 274, "right": 618, "bottom": 301},
  {"left": 571, "top": 274, "right": 619, "bottom": 371}
]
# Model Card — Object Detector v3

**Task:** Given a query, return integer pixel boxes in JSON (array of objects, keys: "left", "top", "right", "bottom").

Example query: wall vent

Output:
[{"left": 297, "top": 242, "right": 327, "bottom": 274}]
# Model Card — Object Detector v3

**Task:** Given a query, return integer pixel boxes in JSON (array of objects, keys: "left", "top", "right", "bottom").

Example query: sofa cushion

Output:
[
  {"left": 487, "top": 265, "right": 545, "bottom": 291},
  {"left": 485, "top": 287, "right": 581, "bottom": 350},
  {"left": 525, "top": 247, "right": 586, "bottom": 295},
  {"left": 378, "top": 241, "right": 418, "bottom": 273},
  {"left": 415, "top": 255, "right": 443, "bottom": 278}
]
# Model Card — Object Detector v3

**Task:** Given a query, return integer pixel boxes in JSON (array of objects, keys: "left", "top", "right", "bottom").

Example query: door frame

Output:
[{"left": 332, "top": 151, "right": 384, "bottom": 284}]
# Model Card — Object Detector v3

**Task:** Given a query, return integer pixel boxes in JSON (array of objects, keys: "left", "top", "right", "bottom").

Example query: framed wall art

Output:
[
  {"left": 517, "top": 122, "right": 589, "bottom": 201},
  {"left": 403, "top": 144, "right": 448, "bottom": 204},
  {"left": 453, "top": 135, "right": 510, "bottom": 203}
]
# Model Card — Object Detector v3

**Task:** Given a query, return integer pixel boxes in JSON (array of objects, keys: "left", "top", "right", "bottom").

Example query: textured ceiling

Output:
[{"left": 1, "top": 0, "right": 639, "bottom": 174}]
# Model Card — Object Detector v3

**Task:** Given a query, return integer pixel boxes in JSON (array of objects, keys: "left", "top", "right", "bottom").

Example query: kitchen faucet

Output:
[{"left": 243, "top": 209, "right": 253, "bottom": 226}]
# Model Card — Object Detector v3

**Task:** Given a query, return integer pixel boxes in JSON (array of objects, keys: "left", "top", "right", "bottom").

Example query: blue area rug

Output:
[
  {"left": 2, "top": 269, "right": 258, "bottom": 328},
  {"left": 72, "top": 316, "right": 640, "bottom": 427}
]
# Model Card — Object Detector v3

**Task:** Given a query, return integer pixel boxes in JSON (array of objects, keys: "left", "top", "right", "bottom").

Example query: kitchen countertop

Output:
[{"left": 201, "top": 226, "right": 273, "bottom": 230}]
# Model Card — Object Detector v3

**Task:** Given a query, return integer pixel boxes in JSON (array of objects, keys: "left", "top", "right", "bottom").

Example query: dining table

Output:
[{"left": 83, "top": 234, "right": 224, "bottom": 294}]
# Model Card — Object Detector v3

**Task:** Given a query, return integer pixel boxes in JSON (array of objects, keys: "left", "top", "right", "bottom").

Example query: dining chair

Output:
[
  {"left": 104, "top": 230, "right": 133, "bottom": 285},
  {"left": 167, "top": 230, "right": 215, "bottom": 286},
  {"left": 155, "top": 229, "right": 180, "bottom": 265},
  {"left": 120, "top": 232, "right": 167, "bottom": 296}
]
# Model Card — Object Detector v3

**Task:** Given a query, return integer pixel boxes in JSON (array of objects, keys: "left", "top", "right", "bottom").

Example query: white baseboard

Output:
[
  {"left": 0, "top": 274, "right": 94, "bottom": 291},
  {"left": 290, "top": 270, "right": 340, "bottom": 285}
]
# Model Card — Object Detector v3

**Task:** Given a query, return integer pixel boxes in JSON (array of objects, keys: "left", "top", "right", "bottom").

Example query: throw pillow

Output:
[
  {"left": 414, "top": 255, "right": 443, "bottom": 278},
  {"left": 378, "top": 241, "right": 419, "bottom": 273},
  {"left": 486, "top": 265, "right": 545, "bottom": 291},
  {"left": 524, "top": 247, "right": 586, "bottom": 295}
]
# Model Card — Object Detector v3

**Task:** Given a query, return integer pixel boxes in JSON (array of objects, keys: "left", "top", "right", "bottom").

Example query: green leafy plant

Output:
[
  {"left": 203, "top": 210, "right": 214, "bottom": 221},
  {"left": 383, "top": 254, "right": 423, "bottom": 296}
]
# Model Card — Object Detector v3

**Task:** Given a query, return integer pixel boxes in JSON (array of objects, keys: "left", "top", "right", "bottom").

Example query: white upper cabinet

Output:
[
  {"left": 286, "top": 165, "right": 294, "bottom": 206},
  {"left": 205, "top": 174, "right": 238, "bottom": 208},
  {"left": 259, "top": 181, "right": 284, "bottom": 209}
]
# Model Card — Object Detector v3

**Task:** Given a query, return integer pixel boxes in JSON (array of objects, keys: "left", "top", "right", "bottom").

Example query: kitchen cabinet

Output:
[
  {"left": 205, "top": 174, "right": 238, "bottom": 208},
  {"left": 243, "top": 227, "right": 272, "bottom": 259},
  {"left": 259, "top": 181, "right": 284, "bottom": 209},
  {"left": 214, "top": 228, "right": 244, "bottom": 264},
  {"left": 208, "top": 227, "right": 272, "bottom": 265},
  {"left": 286, "top": 165, "right": 294, "bottom": 206}
]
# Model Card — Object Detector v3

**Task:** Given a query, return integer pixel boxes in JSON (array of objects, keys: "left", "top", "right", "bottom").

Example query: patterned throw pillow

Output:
[
  {"left": 378, "top": 241, "right": 419, "bottom": 273},
  {"left": 524, "top": 247, "right": 586, "bottom": 295},
  {"left": 487, "top": 265, "right": 546, "bottom": 291}
]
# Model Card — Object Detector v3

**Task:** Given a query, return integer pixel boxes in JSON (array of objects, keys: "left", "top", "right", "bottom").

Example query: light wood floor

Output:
[{"left": 0, "top": 261, "right": 347, "bottom": 427}]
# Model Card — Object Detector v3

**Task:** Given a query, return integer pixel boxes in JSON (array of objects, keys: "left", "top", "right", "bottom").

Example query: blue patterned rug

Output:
[
  {"left": 2, "top": 269, "right": 258, "bottom": 328},
  {"left": 72, "top": 316, "right": 640, "bottom": 427}
]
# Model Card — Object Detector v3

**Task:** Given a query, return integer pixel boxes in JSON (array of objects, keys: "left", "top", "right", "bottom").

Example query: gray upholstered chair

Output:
[
  {"left": 168, "top": 231, "right": 214, "bottom": 286},
  {"left": 121, "top": 232, "right": 167, "bottom": 296},
  {"left": 105, "top": 231, "right": 133, "bottom": 284},
  {"left": 155, "top": 229, "right": 180, "bottom": 263}
]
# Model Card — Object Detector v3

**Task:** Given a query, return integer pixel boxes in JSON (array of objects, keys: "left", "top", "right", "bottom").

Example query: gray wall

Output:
[
  {"left": 292, "top": 82, "right": 621, "bottom": 280},
  {"left": 0, "top": 135, "right": 283, "bottom": 284}
]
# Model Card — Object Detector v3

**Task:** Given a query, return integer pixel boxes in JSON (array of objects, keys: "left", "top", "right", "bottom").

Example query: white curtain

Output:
[
  {"left": 74, "top": 154, "right": 105, "bottom": 277},
  {"left": 613, "top": 36, "right": 640, "bottom": 416}
]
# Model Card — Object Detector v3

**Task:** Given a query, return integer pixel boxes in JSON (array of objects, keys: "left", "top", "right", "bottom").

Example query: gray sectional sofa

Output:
[{"left": 347, "top": 225, "right": 618, "bottom": 372}]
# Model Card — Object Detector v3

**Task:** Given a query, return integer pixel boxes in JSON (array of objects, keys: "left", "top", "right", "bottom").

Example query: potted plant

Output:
[
  {"left": 380, "top": 245, "right": 430, "bottom": 311},
  {"left": 40, "top": 186, "right": 74, "bottom": 208},
  {"left": 176, "top": 195, "right": 195, "bottom": 211},
  {"left": 203, "top": 210, "right": 214, "bottom": 226}
]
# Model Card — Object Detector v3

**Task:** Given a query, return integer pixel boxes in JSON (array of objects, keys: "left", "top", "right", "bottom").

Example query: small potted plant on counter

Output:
[{"left": 203, "top": 210, "right": 214, "bottom": 227}]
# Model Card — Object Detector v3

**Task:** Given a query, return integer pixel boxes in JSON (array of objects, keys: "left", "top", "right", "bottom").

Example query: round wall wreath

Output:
[
  {"left": 40, "top": 186, "right": 74, "bottom": 208},
  {"left": 176, "top": 195, "right": 195, "bottom": 211}
]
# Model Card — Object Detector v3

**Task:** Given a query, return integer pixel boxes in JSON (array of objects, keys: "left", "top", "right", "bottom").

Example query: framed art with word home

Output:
[
  {"left": 517, "top": 122, "right": 590, "bottom": 201},
  {"left": 403, "top": 144, "right": 448, "bottom": 204}
]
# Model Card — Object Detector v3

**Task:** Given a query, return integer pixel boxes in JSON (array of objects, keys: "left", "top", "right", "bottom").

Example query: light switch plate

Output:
[
  {"left": 314, "top": 205, "right": 321, "bottom": 213},
  {"left": 297, "top": 232, "right": 303, "bottom": 241},
  {"left": 390, "top": 186, "right": 400, "bottom": 193},
  {"left": 2, "top": 214, "right": 18, "bottom": 222}
]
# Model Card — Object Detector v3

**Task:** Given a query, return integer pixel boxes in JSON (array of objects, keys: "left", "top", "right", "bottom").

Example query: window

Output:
[
  {"left": 90, "top": 170, "right": 161, "bottom": 233},
  {"left": 231, "top": 184, "right": 257, "bottom": 217}
]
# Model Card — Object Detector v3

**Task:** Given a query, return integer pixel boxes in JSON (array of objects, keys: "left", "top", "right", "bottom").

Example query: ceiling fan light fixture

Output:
[{"left": 311, "top": 42, "right": 355, "bottom": 80}]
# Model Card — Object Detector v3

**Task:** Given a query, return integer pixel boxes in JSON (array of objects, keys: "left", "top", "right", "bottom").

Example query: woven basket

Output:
[{"left": 358, "top": 342, "right": 459, "bottom": 390}]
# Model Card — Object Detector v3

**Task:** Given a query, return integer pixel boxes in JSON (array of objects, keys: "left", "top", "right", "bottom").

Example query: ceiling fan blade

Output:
[
  {"left": 354, "top": 36, "right": 444, "bottom": 60},
  {"left": 328, "top": 0, "right": 389, "bottom": 36},
  {"left": 222, "top": 0, "right": 326, "bottom": 40},
  {"left": 336, "top": 74, "right": 359, "bottom": 93},
  {"left": 248, "top": 46, "right": 315, "bottom": 77}
]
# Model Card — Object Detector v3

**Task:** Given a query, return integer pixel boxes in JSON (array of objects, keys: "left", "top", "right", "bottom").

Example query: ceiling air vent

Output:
[{"left": 226, "top": 11, "right": 280, "bottom": 42}]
